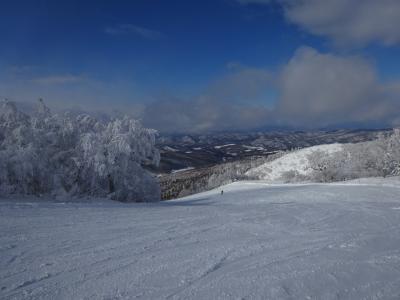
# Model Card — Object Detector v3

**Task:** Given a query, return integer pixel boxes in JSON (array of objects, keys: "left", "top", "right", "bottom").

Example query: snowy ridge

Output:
[{"left": 246, "top": 143, "right": 343, "bottom": 181}]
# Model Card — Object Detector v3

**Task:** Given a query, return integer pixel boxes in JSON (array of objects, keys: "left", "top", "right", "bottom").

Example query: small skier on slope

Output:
[{"left": 221, "top": 190, "right": 224, "bottom": 195}]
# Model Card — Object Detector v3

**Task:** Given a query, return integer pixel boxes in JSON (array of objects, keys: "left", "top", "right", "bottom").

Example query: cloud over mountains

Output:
[
  {"left": 4, "top": 45, "right": 400, "bottom": 133},
  {"left": 142, "top": 47, "right": 400, "bottom": 132}
]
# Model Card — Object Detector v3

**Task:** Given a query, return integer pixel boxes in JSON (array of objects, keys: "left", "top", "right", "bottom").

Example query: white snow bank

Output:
[
  {"left": 171, "top": 167, "right": 195, "bottom": 173},
  {"left": 246, "top": 143, "right": 343, "bottom": 182},
  {"left": 214, "top": 143, "right": 236, "bottom": 149}
]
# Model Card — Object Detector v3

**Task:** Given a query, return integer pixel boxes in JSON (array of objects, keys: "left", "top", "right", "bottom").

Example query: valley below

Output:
[{"left": 154, "top": 129, "right": 389, "bottom": 199}]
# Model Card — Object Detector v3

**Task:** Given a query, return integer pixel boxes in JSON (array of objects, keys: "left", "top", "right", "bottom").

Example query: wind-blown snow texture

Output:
[{"left": 1, "top": 179, "right": 400, "bottom": 299}]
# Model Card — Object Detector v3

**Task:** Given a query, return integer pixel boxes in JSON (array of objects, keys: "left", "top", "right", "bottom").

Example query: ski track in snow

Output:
[{"left": 1, "top": 181, "right": 400, "bottom": 299}]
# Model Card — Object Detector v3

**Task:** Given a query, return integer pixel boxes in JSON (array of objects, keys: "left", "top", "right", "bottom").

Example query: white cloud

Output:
[
  {"left": 283, "top": 0, "right": 400, "bottom": 46},
  {"left": 237, "top": 0, "right": 400, "bottom": 47},
  {"left": 276, "top": 46, "right": 400, "bottom": 126},
  {"left": 3, "top": 48, "right": 400, "bottom": 132},
  {"left": 105, "top": 24, "right": 164, "bottom": 40},
  {"left": 142, "top": 67, "right": 274, "bottom": 132},
  {"left": 0, "top": 69, "right": 147, "bottom": 117}
]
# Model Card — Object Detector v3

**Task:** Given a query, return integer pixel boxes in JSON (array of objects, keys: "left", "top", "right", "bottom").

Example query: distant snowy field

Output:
[{"left": 2, "top": 179, "right": 400, "bottom": 299}]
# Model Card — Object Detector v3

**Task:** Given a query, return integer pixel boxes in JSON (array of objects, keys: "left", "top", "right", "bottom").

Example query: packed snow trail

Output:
[{"left": 1, "top": 181, "right": 400, "bottom": 299}]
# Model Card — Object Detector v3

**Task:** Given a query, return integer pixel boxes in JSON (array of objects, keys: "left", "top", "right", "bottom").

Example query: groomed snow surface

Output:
[{"left": 2, "top": 179, "right": 400, "bottom": 299}]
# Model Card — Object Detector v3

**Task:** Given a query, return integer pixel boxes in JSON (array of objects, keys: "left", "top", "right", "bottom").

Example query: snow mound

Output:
[{"left": 246, "top": 143, "right": 343, "bottom": 182}]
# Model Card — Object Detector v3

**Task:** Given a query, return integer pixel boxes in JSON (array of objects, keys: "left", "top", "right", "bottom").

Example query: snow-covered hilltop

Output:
[
  {"left": 246, "top": 143, "right": 343, "bottom": 182},
  {"left": 247, "top": 130, "right": 400, "bottom": 184},
  {"left": 1, "top": 179, "right": 400, "bottom": 299}
]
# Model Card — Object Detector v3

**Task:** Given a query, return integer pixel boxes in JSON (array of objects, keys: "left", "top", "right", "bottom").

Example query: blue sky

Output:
[
  {"left": 1, "top": 0, "right": 400, "bottom": 132},
  {"left": 0, "top": 1, "right": 302, "bottom": 89}
]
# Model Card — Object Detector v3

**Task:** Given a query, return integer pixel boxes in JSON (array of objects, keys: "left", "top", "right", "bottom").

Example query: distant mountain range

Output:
[{"left": 152, "top": 129, "right": 391, "bottom": 174}]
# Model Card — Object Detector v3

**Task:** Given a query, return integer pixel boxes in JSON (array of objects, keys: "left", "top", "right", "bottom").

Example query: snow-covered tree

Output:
[
  {"left": 0, "top": 99, "right": 160, "bottom": 202},
  {"left": 306, "top": 130, "right": 400, "bottom": 182}
]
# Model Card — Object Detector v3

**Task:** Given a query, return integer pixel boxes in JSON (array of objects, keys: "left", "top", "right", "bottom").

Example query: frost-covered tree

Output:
[
  {"left": 0, "top": 99, "right": 160, "bottom": 202},
  {"left": 383, "top": 129, "right": 400, "bottom": 176},
  {"left": 306, "top": 129, "right": 400, "bottom": 182}
]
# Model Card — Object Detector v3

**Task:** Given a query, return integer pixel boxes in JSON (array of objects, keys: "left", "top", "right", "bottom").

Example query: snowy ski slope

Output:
[{"left": 1, "top": 179, "right": 400, "bottom": 299}]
